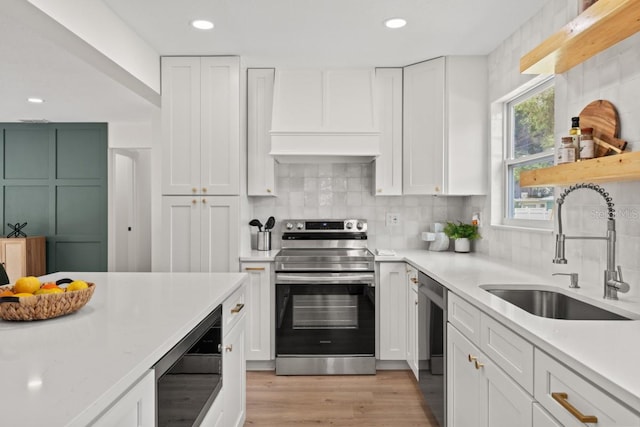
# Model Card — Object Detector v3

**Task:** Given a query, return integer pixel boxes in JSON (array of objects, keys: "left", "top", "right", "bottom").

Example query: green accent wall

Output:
[{"left": 0, "top": 123, "right": 108, "bottom": 272}]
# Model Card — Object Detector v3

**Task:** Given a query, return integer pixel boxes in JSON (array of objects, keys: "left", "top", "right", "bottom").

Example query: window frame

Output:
[{"left": 501, "top": 76, "right": 555, "bottom": 230}]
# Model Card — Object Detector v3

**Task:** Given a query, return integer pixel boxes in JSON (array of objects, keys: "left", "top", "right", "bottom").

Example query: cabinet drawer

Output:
[
  {"left": 535, "top": 349, "right": 640, "bottom": 426},
  {"left": 224, "top": 283, "right": 247, "bottom": 334},
  {"left": 480, "top": 313, "right": 534, "bottom": 394},
  {"left": 448, "top": 292, "right": 481, "bottom": 346}
]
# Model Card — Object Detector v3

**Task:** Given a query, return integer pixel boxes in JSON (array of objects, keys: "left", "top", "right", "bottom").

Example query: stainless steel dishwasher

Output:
[{"left": 418, "top": 271, "right": 447, "bottom": 427}]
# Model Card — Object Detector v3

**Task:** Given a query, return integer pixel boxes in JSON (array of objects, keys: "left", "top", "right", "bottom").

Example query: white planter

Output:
[{"left": 454, "top": 238, "right": 471, "bottom": 253}]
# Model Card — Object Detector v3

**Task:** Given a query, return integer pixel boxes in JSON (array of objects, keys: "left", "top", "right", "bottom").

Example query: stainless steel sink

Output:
[{"left": 481, "top": 286, "right": 633, "bottom": 320}]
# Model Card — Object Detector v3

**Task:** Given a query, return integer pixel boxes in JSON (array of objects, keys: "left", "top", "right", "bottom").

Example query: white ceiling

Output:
[{"left": 0, "top": 0, "right": 548, "bottom": 123}]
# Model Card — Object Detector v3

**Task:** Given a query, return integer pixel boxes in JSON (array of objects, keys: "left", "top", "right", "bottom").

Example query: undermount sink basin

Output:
[{"left": 481, "top": 285, "right": 633, "bottom": 321}]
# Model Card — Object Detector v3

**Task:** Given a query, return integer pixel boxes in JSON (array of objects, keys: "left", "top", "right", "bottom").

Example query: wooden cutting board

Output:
[{"left": 578, "top": 100, "right": 627, "bottom": 157}]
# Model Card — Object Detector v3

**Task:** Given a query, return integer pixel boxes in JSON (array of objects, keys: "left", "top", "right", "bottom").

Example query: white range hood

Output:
[{"left": 269, "top": 69, "right": 380, "bottom": 163}]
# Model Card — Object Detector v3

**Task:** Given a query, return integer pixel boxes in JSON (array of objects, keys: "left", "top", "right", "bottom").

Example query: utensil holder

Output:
[{"left": 257, "top": 231, "right": 271, "bottom": 251}]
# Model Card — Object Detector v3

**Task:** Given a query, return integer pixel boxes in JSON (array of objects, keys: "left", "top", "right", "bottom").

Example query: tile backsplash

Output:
[{"left": 250, "top": 163, "right": 467, "bottom": 251}]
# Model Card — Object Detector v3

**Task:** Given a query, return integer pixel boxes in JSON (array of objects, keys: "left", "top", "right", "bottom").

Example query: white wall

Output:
[
  {"left": 471, "top": 0, "right": 640, "bottom": 297},
  {"left": 249, "top": 163, "right": 468, "bottom": 251}
]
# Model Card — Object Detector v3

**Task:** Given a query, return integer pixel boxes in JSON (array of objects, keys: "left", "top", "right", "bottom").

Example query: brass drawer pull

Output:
[
  {"left": 231, "top": 303, "right": 245, "bottom": 314},
  {"left": 225, "top": 345, "right": 233, "bottom": 352},
  {"left": 245, "top": 267, "right": 265, "bottom": 271},
  {"left": 551, "top": 392, "right": 598, "bottom": 423}
]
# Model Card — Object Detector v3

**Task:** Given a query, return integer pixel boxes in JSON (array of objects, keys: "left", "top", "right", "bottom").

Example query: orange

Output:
[
  {"left": 14, "top": 276, "right": 41, "bottom": 294},
  {"left": 0, "top": 289, "right": 14, "bottom": 297},
  {"left": 41, "top": 282, "right": 59, "bottom": 290}
]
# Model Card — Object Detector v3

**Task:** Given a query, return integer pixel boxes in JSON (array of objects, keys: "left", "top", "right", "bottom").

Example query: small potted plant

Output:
[{"left": 443, "top": 221, "right": 481, "bottom": 253}]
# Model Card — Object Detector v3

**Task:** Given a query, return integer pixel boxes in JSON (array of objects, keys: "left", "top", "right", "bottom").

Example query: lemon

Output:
[
  {"left": 67, "top": 280, "right": 89, "bottom": 292},
  {"left": 13, "top": 292, "right": 35, "bottom": 297},
  {"left": 14, "top": 276, "right": 41, "bottom": 294},
  {"left": 35, "top": 288, "right": 64, "bottom": 295}
]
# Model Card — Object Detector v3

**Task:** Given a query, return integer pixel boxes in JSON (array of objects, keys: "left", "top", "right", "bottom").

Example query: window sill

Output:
[{"left": 490, "top": 223, "right": 554, "bottom": 234}]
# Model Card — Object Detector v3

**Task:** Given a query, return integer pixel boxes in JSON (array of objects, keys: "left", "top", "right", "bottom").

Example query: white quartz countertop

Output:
[
  {"left": 0, "top": 271, "right": 247, "bottom": 427},
  {"left": 379, "top": 250, "right": 640, "bottom": 410}
]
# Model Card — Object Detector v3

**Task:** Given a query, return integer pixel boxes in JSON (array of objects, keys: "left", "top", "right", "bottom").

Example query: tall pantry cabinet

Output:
[{"left": 161, "top": 57, "right": 240, "bottom": 272}]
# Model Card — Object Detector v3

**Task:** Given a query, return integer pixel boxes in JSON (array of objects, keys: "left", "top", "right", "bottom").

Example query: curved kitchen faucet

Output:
[{"left": 553, "top": 183, "right": 630, "bottom": 300}]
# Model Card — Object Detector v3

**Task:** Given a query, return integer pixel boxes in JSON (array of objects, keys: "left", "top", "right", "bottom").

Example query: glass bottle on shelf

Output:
[
  {"left": 558, "top": 136, "right": 576, "bottom": 164},
  {"left": 570, "top": 117, "right": 581, "bottom": 153},
  {"left": 579, "top": 127, "right": 595, "bottom": 160}
]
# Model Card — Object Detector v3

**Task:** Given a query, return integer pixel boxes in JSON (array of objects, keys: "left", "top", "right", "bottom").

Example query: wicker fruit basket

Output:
[{"left": 0, "top": 282, "right": 95, "bottom": 321}]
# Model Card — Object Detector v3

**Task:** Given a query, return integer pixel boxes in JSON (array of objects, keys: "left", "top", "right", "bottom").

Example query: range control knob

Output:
[
  {"left": 356, "top": 221, "right": 364, "bottom": 230},
  {"left": 346, "top": 222, "right": 353, "bottom": 229},
  {"left": 296, "top": 222, "right": 304, "bottom": 230},
  {"left": 286, "top": 222, "right": 294, "bottom": 230}
]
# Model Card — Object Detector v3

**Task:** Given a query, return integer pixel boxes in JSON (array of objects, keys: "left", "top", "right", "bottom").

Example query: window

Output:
[{"left": 504, "top": 78, "right": 555, "bottom": 225}]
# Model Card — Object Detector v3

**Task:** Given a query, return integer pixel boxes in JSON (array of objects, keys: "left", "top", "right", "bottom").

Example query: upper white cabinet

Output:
[
  {"left": 374, "top": 68, "right": 403, "bottom": 196},
  {"left": 247, "top": 69, "right": 276, "bottom": 196},
  {"left": 161, "top": 56, "right": 240, "bottom": 195},
  {"left": 403, "top": 56, "right": 487, "bottom": 195},
  {"left": 162, "top": 196, "right": 239, "bottom": 272},
  {"left": 269, "top": 69, "right": 380, "bottom": 162}
]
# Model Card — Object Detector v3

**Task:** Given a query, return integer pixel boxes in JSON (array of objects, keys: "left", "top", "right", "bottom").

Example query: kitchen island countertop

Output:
[
  {"left": 379, "top": 250, "right": 640, "bottom": 411},
  {"left": 0, "top": 271, "right": 247, "bottom": 427}
]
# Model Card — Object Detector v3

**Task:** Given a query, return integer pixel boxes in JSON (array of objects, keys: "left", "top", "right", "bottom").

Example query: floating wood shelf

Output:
[
  {"left": 520, "top": 151, "right": 640, "bottom": 187},
  {"left": 520, "top": 0, "right": 640, "bottom": 74}
]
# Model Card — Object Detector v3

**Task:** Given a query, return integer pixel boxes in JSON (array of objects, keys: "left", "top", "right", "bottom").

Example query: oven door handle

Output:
[{"left": 276, "top": 274, "right": 374, "bottom": 283}]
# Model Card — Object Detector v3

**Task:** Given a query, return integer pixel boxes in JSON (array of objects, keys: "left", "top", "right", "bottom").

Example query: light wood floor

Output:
[{"left": 245, "top": 370, "right": 438, "bottom": 426}]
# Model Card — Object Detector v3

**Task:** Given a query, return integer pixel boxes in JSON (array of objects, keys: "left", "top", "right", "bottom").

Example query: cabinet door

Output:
[
  {"left": 406, "top": 265, "right": 419, "bottom": 379},
  {"left": 533, "top": 403, "right": 562, "bottom": 427},
  {"left": 1, "top": 239, "right": 26, "bottom": 283},
  {"left": 223, "top": 315, "right": 247, "bottom": 427},
  {"left": 162, "top": 196, "right": 201, "bottom": 272},
  {"left": 91, "top": 370, "right": 155, "bottom": 427},
  {"left": 247, "top": 69, "right": 276, "bottom": 196},
  {"left": 240, "top": 262, "right": 273, "bottom": 361},
  {"left": 403, "top": 58, "right": 445, "bottom": 195},
  {"left": 447, "top": 324, "right": 482, "bottom": 427},
  {"left": 374, "top": 68, "right": 402, "bottom": 196},
  {"left": 201, "top": 57, "right": 240, "bottom": 195},
  {"left": 201, "top": 196, "right": 239, "bottom": 272},
  {"left": 161, "top": 57, "right": 201, "bottom": 195},
  {"left": 379, "top": 262, "right": 407, "bottom": 360}
]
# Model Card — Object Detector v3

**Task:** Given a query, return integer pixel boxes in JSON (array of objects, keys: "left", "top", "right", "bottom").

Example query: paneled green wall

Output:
[{"left": 0, "top": 123, "right": 108, "bottom": 272}]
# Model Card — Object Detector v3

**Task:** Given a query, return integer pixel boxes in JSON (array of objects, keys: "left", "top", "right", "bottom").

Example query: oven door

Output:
[{"left": 275, "top": 272, "right": 375, "bottom": 358}]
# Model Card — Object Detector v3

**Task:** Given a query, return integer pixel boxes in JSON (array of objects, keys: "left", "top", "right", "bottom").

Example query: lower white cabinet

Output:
[
  {"left": 222, "top": 283, "right": 247, "bottom": 427},
  {"left": 379, "top": 262, "right": 407, "bottom": 360},
  {"left": 240, "top": 262, "right": 273, "bottom": 361},
  {"left": 535, "top": 349, "right": 640, "bottom": 426},
  {"left": 406, "top": 265, "right": 419, "bottom": 379},
  {"left": 533, "top": 403, "right": 562, "bottom": 427},
  {"left": 162, "top": 196, "right": 239, "bottom": 272},
  {"left": 91, "top": 370, "right": 155, "bottom": 427},
  {"left": 447, "top": 324, "right": 534, "bottom": 427},
  {"left": 199, "top": 390, "right": 225, "bottom": 427}
]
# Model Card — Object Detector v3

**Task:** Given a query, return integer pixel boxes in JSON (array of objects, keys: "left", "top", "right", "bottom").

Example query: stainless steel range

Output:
[{"left": 274, "top": 219, "right": 376, "bottom": 375}]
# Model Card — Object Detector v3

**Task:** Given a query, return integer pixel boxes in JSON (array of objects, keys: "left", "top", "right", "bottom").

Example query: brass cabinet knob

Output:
[
  {"left": 468, "top": 354, "right": 477, "bottom": 363},
  {"left": 377, "top": 189, "right": 382, "bottom": 193},
  {"left": 231, "top": 303, "right": 245, "bottom": 314},
  {"left": 474, "top": 360, "right": 484, "bottom": 370},
  {"left": 202, "top": 188, "right": 207, "bottom": 193},
  {"left": 267, "top": 188, "right": 272, "bottom": 193},
  {"left": 192, "top": 187, "right": 197, "bottom": 193},
  {"left": 225, "top": 345, "right": 233, "bottom": 352},
  {"left": 192, "top": 199, "right": 197, "bottom": 205}
]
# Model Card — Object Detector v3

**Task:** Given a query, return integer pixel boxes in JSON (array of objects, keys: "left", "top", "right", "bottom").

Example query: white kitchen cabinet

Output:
[
  {"left": 403, "top": 56, "right": 487, "bottom": 195},
  {"left": 162, "top": 196, "right": 239, "bottom": 272},
  {"left": 379, "top": 262, "right": 407, "bottom": 360},
  {"left": 240, "top": 262, "right": 273, "bottom": 361},
  {"left": 374, "top": 68, "right": 402, "bottom": 196},
  {"left": 533, "top": 403, "right": 562, "bottom": 427},
  {"left": 247, "top": 68, "right": 276, "bottom": 196},
  {"left": 535, "top": 349, "right": 640, "bottom": 426},
  {"left": 223, "top": 298, "right": 247, "bottom": 427},
  {"left": 406, "top": 264, "right": 419, "bottom": 379},
  {"left": 199, "top": 390, "right": 224, "bottom": 427},
  {"left": 91, "top": 370, "right": 154, "bottom": 427},
  {"left": 161, "top": 56, "right": 240, "bottom": 196},
  {"left": 448, "top": 324, "right": 534, "bottom": 427}
]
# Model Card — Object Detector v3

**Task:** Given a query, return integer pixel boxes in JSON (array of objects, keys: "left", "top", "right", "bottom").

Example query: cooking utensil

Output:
[
  {"left": 579, "top": 100, "right": 627, "bottom": 157},
  {"left": 264, "top": 216, "right": 275, "bottom": 231},
  {"left": 249, "top": 219, "right": 263, "bottom": 231}
]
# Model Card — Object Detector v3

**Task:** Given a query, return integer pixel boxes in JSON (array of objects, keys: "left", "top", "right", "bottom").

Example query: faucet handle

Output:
[
  {"left": 617, "top": 265, "right": 624, "bottom": 282},
  {"left": 615, "top": 266, "right": 630, "bottom": 293},
  {"left": 552, "top": 272, "right": 580, "bottom": 288}
]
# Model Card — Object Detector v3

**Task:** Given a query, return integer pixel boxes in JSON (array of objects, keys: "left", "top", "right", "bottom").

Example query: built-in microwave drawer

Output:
[{"left": 224, "top": 284, "right": 246, "bottom": 333}]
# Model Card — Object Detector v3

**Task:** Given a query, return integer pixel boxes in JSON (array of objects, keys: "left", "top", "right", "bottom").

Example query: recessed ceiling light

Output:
[
  {"left": 27, "top": 97, "right": 44, "bottom": 104},
  {"left": 384, "top": 18, "right": 407, "bottom": 29},
  {"left": 191, "top": 20, "right": 214, "bottom": 30}
]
